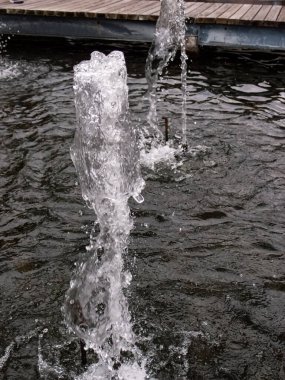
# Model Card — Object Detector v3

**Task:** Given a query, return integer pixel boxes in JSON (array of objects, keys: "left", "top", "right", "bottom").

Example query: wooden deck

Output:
[{"left": 0, "top": 0, "right": 284, "bottom": 27}]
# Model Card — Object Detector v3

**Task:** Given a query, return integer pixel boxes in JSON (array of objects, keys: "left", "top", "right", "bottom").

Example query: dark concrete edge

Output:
[
  {"left": 190, "top": 23, "right": 285, "bottom": 51},
  {"left": 0, "top": 14, "right": 156, "bottom": 42},
  {"left": 0, "top": 13, "right": 285, "bottom": 51}
]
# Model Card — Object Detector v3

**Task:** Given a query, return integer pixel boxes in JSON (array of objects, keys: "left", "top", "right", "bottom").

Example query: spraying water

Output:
[
  {"left": 0, "top": 26, "right": 20, "bottom": 79},
  {"left": 63, "top": 51, "right": 145, "bottom": 379},
  {"left": 63, "top": 3, "right": 188, "bottom": 377},
  {"left": 145, "top": 0, "right": 188, "bottom": 146}
]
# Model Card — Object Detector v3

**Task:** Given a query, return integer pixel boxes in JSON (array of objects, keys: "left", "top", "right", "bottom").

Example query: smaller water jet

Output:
[{"left": 145, "top": 0, "right": 188, "bottom": 147}]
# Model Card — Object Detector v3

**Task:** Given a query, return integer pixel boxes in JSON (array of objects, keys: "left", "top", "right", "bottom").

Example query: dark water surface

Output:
[{"left": 0, "top": 38, "right": 284, "bottom": 380}]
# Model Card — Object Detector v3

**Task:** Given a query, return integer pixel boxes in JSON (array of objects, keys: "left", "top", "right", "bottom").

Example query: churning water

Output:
[{"left": 0, "top": 38, "right": 285, "bottom": 379}]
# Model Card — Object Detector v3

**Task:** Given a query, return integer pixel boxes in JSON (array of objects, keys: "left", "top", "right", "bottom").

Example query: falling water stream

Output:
[{"left": 145, "top": 0, "right": 187, "bottom": 146}]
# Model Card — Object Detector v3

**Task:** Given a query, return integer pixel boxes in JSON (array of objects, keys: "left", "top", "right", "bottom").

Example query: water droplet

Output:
[{"left": 133, "top": 193, "right": 144, "bottom": 203}]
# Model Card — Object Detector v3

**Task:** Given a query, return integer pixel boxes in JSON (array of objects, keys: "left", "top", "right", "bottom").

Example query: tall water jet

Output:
[
  {"left": 63, "top": 51, "right": 145, "bottom": 379},
  {"left": 145, "top": 0, "right": 188, "bottom": 146}
]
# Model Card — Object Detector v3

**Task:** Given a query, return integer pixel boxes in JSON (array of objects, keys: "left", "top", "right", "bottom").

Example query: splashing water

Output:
[
  {"left": 0, "top": 28, "right": 20, "bottom": 79},
  {"left": 0, "top": 23, "right": 9, "bottom": 55},
  {"left": 145, "top": 0, "right": 187, "bottom": 146},
  {"left": 0, "top": 342, "right": 15, "bottom": 370},
  {"left": 180, "top": 26, "right": 188, "bottom": 147},
  {"left": 0, "top": 328, "right": 40, "bottom": 371},
  {"left": 0, "top": 58, "right": 21, "bottom": 80},
  {"left": 38, "top": 329, "right": 66, "bottom": 380},
  {"left": 63, "top": 51, "right": 146, "bottom": 379}
]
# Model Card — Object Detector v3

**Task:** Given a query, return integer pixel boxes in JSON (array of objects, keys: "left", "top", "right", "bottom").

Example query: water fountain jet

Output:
[
  {"left": 63, "top": 50, "right": 145, "bottom": 379},
  {"left": 145, "top": 0, "right": 188, "bottom": 148}
]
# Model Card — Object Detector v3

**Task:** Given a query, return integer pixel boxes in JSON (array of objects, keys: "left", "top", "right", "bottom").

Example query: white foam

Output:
[
  {"left": 38, "top": 332, "right": 65, "bottom": 379},
  {"left": 0, "top": 328, "right": 40, "bottom": 371},
  {"left": 0, "top": 342, "right": 15, "bottom": 370},
  {"left": 140, "top": 144, "right": 181, "bottom": 171},
  {"left": 76, "top": 362, "right": 147, "bottom": 380},
  {"left": 0, "top": 58, "right": 21, "bottom": 80}
]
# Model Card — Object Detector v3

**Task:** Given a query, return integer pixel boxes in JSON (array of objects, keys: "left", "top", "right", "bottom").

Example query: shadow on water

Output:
[{"left": 0, "top": 37, "right": 284, "bottom": 379}]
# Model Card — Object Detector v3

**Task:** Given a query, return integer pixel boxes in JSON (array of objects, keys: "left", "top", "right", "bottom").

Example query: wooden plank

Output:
[
  {"left": 207, "top": 3, "right": 235, "bottom": 20},
  {"left": 121, "top": 1, "right": 160, "bottom": 14},
  {"left": 266, "top": 5, "right": 282, "bottom": 22},
  {"left": 195, "top": 3, "right": 228, "bottom": 23},
  {"left": 0, "top": 0, "right": 46, "bottom": 5},
  {"left": 254, "top": 5, "right": 272, "bottom": 21},
  {"left": 7, "top": 0, "right": 89, "bottom": 12},
  {"left": 215, "top": 3, "right": 243, "bottom": 23},
  {"left": 90, "top": 0, "right": 135, "bottom": 13},
  {"left": 29, "top": 0, "right": 95, "bottom": 16},
  {"left": 0, "top": 0, "right": 61, "bottom": 12},
  {"left": 72, "top": 0, "right": 129, "bottom": 18},
  {"left": 240, "top": 4, "right": 262, "bottom": 20},
  {"left": 0, "top": 0, "right": 33, "bottom": 6},
  {"left": 184, "top": 2, "right": 205, "bottom": 17},
  {"left": 52, "top": 0, "right": 106, "bottom": 13},
  {"left": 90, "top": 0, "right": 136, "bottom": 13},
  {"left": 53, "top": 0, "right": 103, "bottom": 12},
  {"left": 100, "top": 0, "right": 152, "bottom": 13},
  {"left": 229, "top": 3, "right": 252, "bottom": 20},
  {"left": 117, "top": 1, "right": 159, "bottom": 14},
  {"left": 103, "top": 0, "right": 159, "bottom": 15},
  {"left": 219, "top": 3, "right": 244, "bottom": 19},
  {"left": 140, "top": 4, "right": 161, "bottom": 15},
  {"left": 1, "top": 0, "right": 69, "bottom": 16},
  {"left": 19, "top": 0, "right": 83, "bottom": 9},
  {"left": 103, "top": 0, "right": 160, "bottom": 20},
  {"left": 4, "top": 0, "right": 109, "bottom": 16},
  {"left": 189, "top": 2, "right": 217, "bottom": 18},
  {"left": 49, "top": 0, "right": 104, "bottom": 17},
  {"left": 196, "top": 2, "right": 224, "bottom": 19},
  {"left": 277, "top": 6, "right": 285, "bottom": 22}
]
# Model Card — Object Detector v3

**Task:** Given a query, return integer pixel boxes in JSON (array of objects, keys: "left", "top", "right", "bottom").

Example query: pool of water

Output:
[{"left": 0, "top": 38, "right": 284, "bottom": 380}]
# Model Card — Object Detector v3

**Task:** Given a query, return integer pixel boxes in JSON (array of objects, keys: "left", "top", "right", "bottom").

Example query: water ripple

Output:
[{"left": 0, "top": 41, "right": 284, "bottom": 379}]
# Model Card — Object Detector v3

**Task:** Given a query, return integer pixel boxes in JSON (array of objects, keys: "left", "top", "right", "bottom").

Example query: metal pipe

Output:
[
  {"left": 80, "top": 340, "right": 87, "bottom": 366},
  {"left": 162, "top": 116, "right": 169, "bottom": 143}
]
